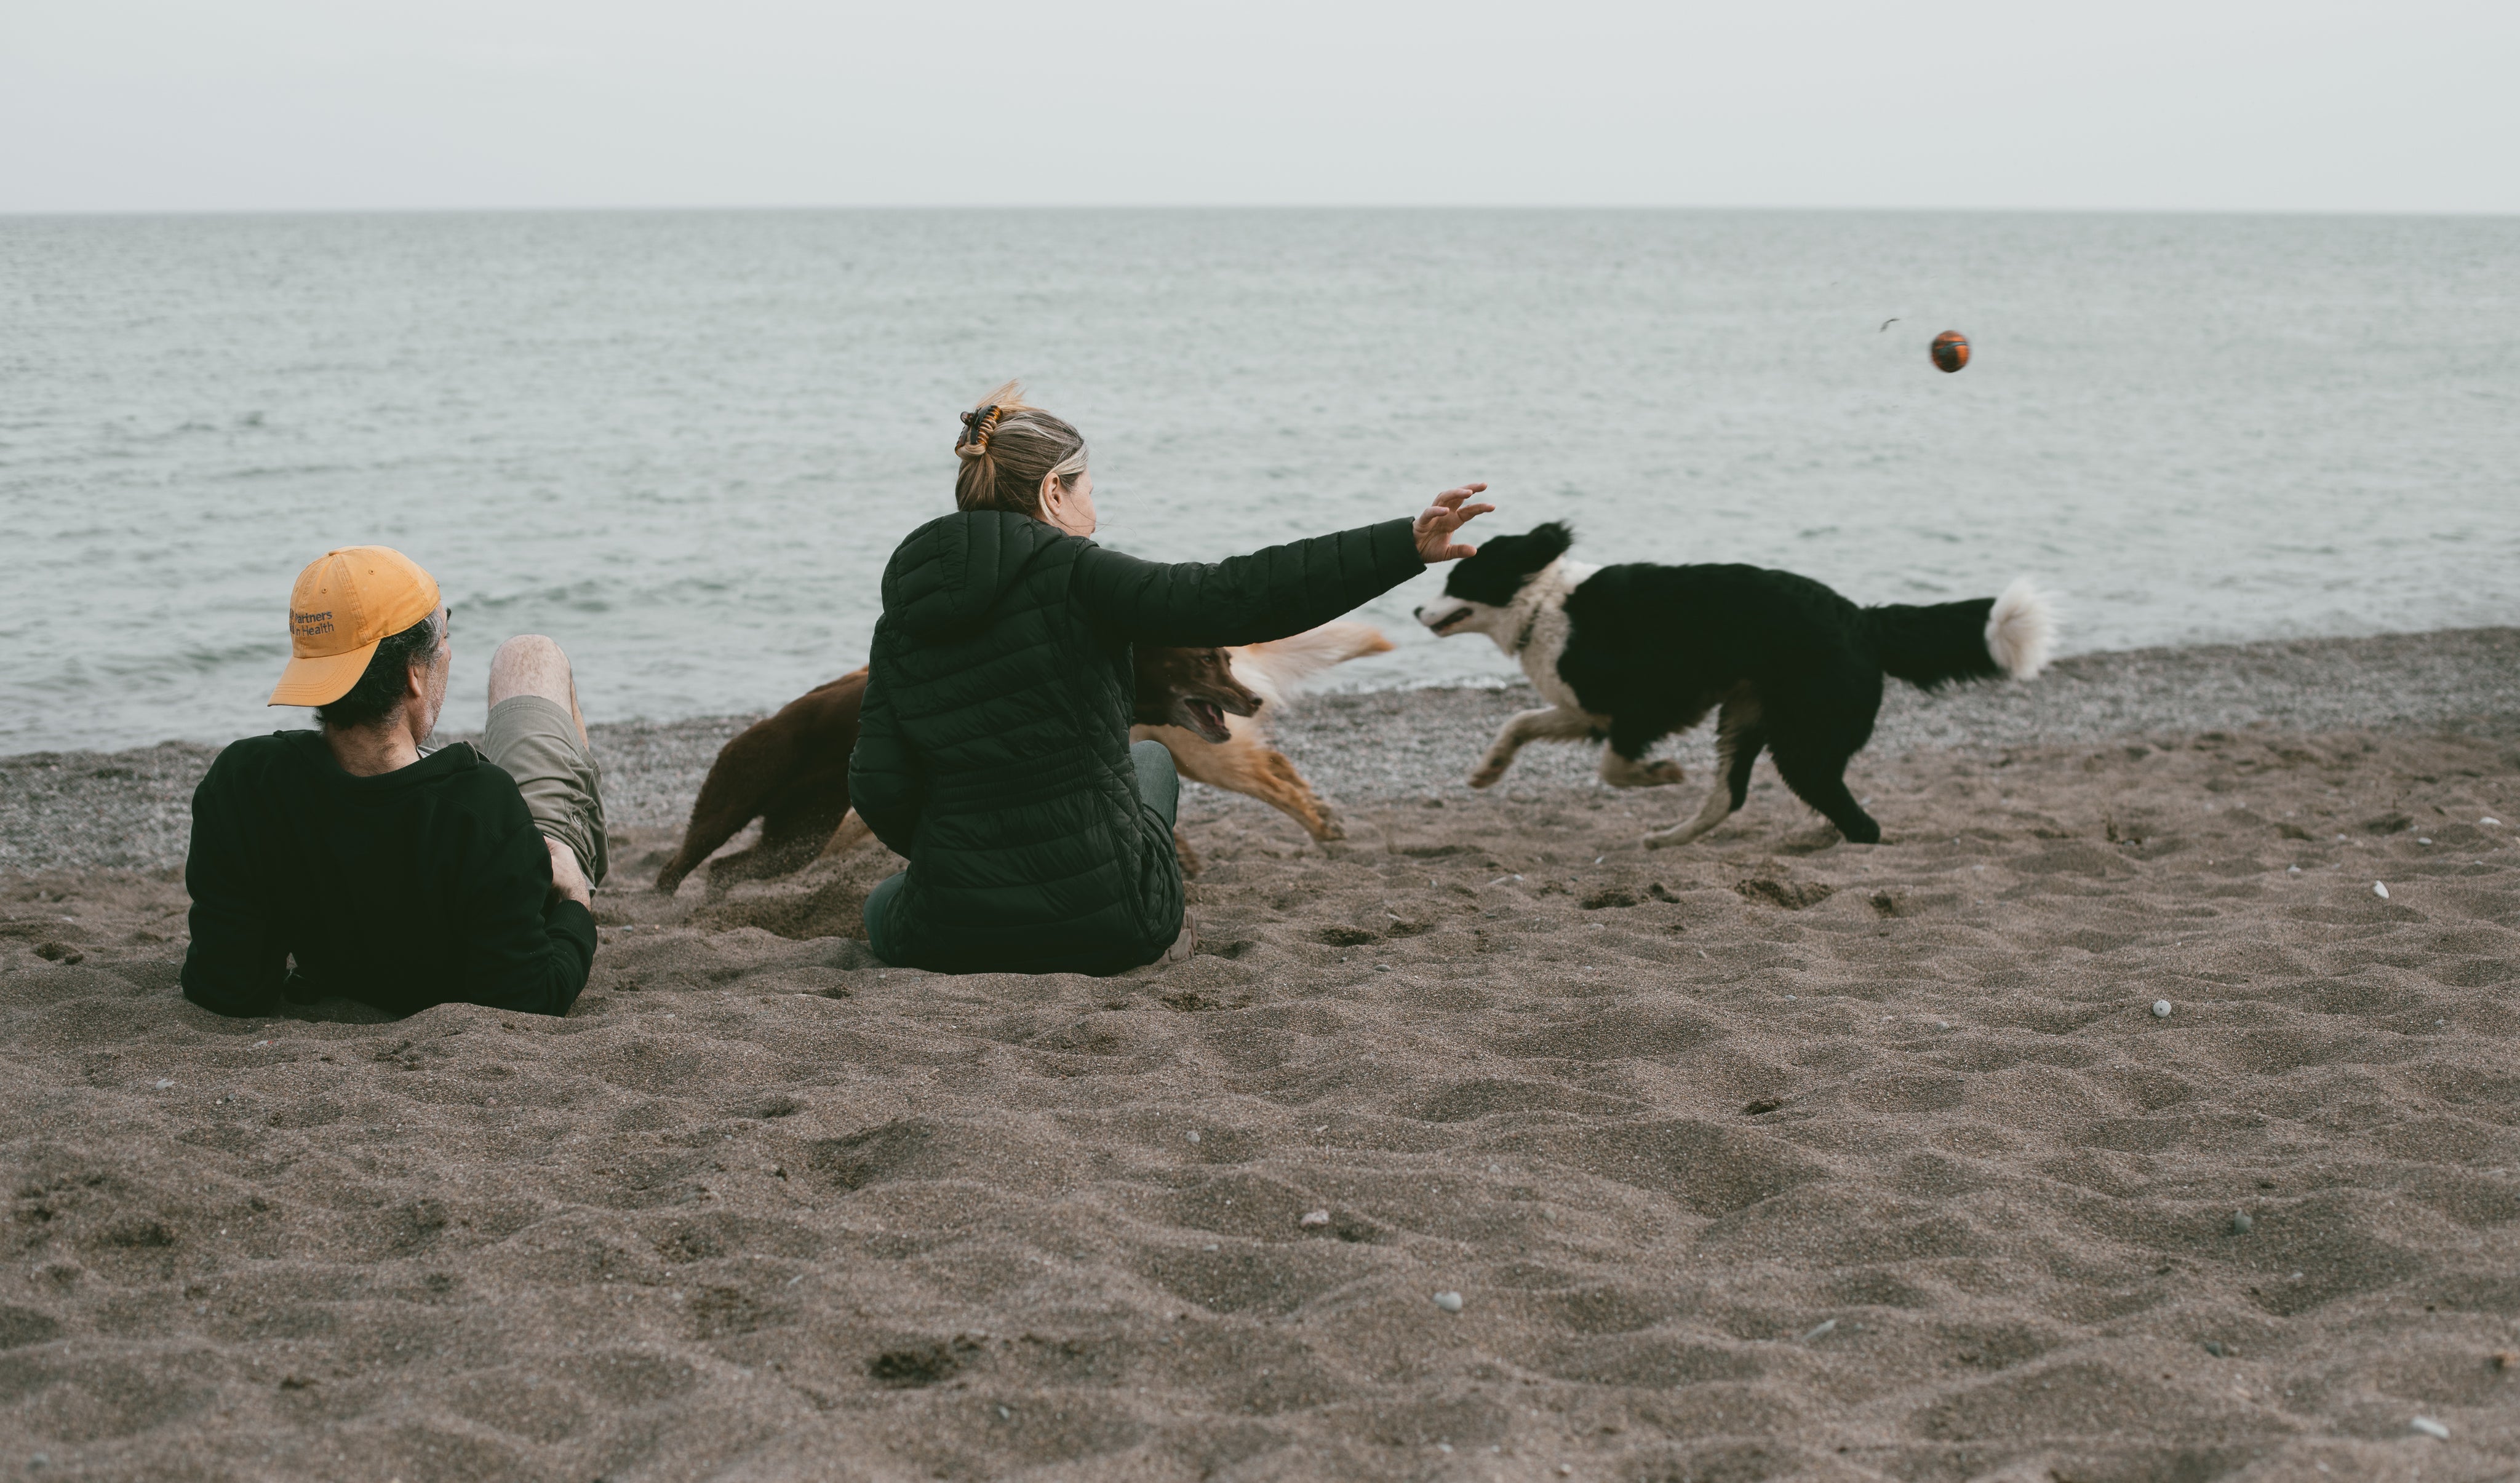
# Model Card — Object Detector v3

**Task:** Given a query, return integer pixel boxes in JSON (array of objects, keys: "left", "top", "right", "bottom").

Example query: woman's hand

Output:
[{"left": 1413, "top": 483, "right": 1494, "bottom": 563}]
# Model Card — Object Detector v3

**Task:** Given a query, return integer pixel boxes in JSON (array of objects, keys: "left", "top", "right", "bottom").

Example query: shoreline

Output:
[{"left": 7, "top": 626, "right": 2516, "bottom": 877}]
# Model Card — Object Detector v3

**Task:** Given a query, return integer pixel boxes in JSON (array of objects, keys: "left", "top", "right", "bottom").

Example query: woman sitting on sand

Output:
[{"left": 848, "top": 383, "right": 1491, "bottom": 975}]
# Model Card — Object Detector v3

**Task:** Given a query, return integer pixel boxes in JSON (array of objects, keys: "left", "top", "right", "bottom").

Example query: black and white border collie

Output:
[{"left": 1415, "top": 523, "right": 2054, "bottom": 848}]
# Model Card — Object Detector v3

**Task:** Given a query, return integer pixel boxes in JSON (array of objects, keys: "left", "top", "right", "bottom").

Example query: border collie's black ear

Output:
[{"left": 1518, "top": 522, "right": 1574, "bottom": 570}]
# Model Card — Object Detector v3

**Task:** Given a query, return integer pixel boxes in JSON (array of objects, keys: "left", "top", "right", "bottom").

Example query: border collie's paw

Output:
[
  {"left": 1780, "top": 824, "right": 1843, "bottom": 854},
  {"left": 1467, "top": 758, "right": 1509, "bottom": 789},
  {"left": 1643, "top": 760, "right": 1686, "bottom": 785}
]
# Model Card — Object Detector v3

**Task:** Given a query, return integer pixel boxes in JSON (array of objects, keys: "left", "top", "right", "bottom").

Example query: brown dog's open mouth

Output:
[{"left": 1181, "top": 698, "right": 1230, "bottom": 741}]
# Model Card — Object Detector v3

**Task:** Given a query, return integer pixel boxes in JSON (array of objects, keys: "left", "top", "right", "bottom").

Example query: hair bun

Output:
[{"left": 956, "top": 404, "right": 1003, "bottom": 458}]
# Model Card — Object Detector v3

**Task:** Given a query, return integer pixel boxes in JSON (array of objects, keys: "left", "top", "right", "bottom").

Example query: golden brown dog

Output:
[{"left": 1130, "top": 621, "right": 1392, "bottom": 842}]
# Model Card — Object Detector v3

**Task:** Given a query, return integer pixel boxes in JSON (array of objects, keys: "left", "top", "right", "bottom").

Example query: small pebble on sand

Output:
[
  {"left": 1432, "top": 1290, "right": 1464, "bottom": 1313},
  {"left": 1298, "top": 1209, "right": 1330, "bottom": 1228},
  {"left": 2410, "top": 1416, "right": 2449, "bottom": 1440},
  {"left": 1186, "top": 1130, "right": 1200, "bottom": 1143},
  {"left": 2153, "top": 1000, "right": 2173, "bottom": 1019},
  {"left": 1802, "top": 1318, "right": 1837, "bottom": 1341},
  {"left": 2229, "top": 1212, "right": 2252, "bottom": 1234},
  {"left": 2374, "top": 881, "right": 2389, "bottom": 898}
]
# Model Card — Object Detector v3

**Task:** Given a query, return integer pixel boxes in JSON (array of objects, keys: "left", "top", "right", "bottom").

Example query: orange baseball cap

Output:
[{"left": 269, "top": 546, "right": 443, "bottom": 707}]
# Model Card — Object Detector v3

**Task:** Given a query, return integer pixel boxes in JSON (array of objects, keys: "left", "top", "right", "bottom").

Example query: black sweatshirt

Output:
[{"left": 180, "top": 731, "right": 596, "bottom": 1018}]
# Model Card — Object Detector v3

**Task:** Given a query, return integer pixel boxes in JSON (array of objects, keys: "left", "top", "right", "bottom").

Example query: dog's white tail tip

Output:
[{"left": 1987, "top": 578, "right": 2055, "bottom": 680}]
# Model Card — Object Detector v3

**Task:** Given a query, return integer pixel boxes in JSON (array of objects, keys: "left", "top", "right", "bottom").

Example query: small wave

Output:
[{"left": 209, "top": 462, "right": 359, "bottom": 482}]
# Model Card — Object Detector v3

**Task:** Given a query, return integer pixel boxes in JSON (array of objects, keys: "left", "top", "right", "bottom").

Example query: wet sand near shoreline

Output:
[{"left": 5, "top": 630, "right": 2520, "bottom": 1481}]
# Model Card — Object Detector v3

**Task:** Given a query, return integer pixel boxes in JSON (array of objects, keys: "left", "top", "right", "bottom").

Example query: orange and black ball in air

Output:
[{"left": 1931, "top": 330, "right": 1970, "bottom": 373}]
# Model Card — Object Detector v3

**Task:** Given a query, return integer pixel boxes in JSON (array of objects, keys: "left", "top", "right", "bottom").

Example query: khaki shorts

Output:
[{"left": 482, "top": 694, "right": 609, "bottom": 886}]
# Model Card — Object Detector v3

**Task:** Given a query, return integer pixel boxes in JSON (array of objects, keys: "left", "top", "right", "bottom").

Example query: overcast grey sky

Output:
[{"left": 4, "top": 0, "right": 2513, "bottom": 214}]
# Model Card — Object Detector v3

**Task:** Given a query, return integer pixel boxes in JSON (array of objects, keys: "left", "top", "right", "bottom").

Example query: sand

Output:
[{"left": 6, "top": 630, "right": 2520, "bottom": 1481}]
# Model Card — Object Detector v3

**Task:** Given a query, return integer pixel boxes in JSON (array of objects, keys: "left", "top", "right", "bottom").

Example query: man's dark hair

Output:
[{"left": 316, "top": 613, "right": 444, "bottom": 730}]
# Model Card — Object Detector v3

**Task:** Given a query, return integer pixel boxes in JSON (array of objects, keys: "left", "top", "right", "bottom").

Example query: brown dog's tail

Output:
[{"left": 1229, "top": 622, "right": 1393, "bottom": 710}]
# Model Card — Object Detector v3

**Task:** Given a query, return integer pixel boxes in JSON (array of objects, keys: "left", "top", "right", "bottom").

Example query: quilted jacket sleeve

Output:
[
  {"left": 1069, "top": 518, "right": 1424, "bottom": 647},
  {"left": 847, "top": 652, "right": 927, "bottom": 857}
]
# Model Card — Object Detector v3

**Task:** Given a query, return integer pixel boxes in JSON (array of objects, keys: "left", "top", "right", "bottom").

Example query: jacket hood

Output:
[{"left": 880, "top": 511, "right": 1072, "bottom": 635}]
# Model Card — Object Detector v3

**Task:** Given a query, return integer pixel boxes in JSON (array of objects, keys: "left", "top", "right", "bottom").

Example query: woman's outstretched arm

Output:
[{"left": 1072, "top": 485, "right": 1491, "bottom": 647}]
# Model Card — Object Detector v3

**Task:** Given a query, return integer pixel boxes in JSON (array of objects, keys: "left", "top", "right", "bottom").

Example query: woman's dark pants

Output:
[{"left": 863, "top": 740, "right": 1179, "bottom": 964}]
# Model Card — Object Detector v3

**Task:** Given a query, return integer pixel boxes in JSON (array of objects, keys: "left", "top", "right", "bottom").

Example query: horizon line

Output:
[{"left": 6, "top": 201, "right": 2516, "bottom": 222}]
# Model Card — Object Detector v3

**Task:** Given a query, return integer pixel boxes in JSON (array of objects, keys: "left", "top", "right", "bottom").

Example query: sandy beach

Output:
[{"left": 6, "top": 629, "right": 2519, "bottom": 1481}]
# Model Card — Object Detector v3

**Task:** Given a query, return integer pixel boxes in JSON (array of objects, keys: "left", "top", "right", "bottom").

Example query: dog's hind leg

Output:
[
  {"left": 1470, "top": 706, "right": 1594, "bottom": 789},
  {"left": 1768, "top": 742, "right": 1880, "bottom": 845},
  {"left": 656, "top": 741, "right": 781, "bottom": 893},
  {"left": 1645, "top": 701, "right": 1766, "bottom": 849},
  {"left": 1598, "top": 712, "right": 1685, "bottom": 789},
  {"left": 740, "top": 801, "right": 850, "bottom": 881}
]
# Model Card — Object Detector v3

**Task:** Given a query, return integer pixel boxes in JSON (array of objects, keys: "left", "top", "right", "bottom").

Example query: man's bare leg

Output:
[
  {"left": 488, "top": 635, "right": 588, "bottom": 747},
  {"left": 483, "top": 634, "right": 606, "bottom": 889}
]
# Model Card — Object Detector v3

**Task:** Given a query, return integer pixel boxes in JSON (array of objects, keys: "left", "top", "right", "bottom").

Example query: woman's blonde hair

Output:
[{"left": 955, "top": 380, "right": 1087, "bottom": 519}]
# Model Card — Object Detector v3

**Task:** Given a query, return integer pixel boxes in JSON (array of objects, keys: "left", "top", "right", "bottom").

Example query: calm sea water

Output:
[{"left": 3, "top": 209, "right": 2515, "bottom": 755}]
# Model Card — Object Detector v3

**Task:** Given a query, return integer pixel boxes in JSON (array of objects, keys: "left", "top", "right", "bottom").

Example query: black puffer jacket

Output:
[{"left": 850, "top": 510, "right": 1424, "bottom": 975}]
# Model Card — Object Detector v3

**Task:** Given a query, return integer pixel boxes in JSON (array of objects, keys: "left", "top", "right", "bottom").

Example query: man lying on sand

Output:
[{"left": 180, "top": 546, "right": 607, "bottom": 1019}]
